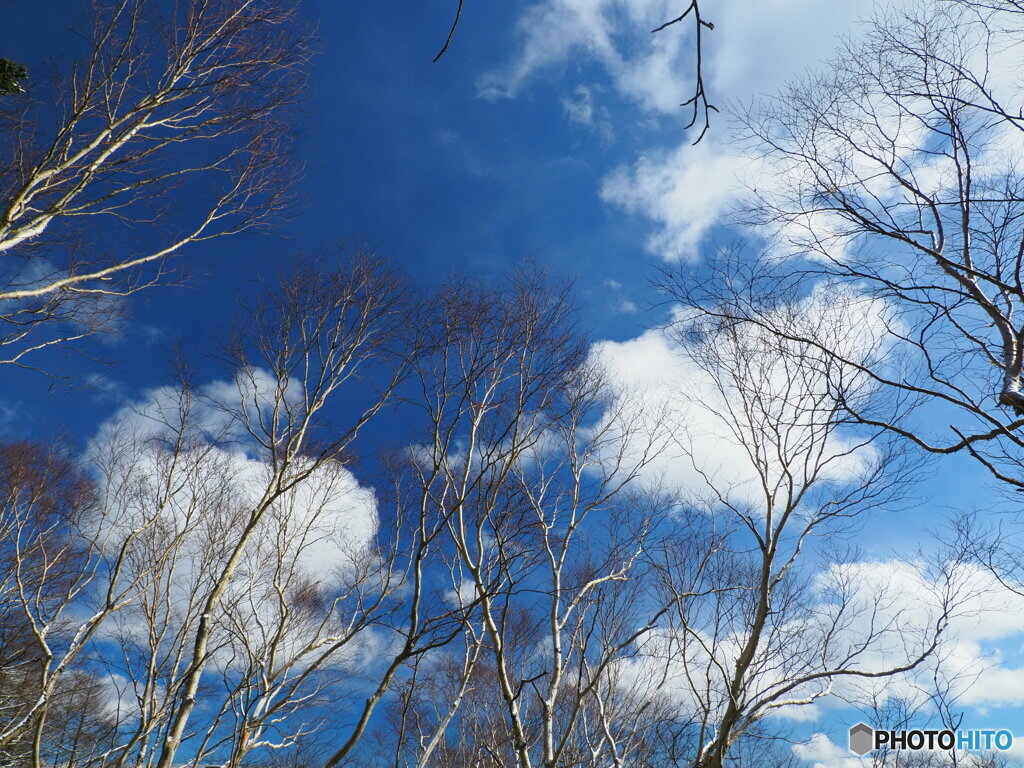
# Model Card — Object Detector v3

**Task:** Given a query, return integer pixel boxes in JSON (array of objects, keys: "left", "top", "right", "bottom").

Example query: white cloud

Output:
[
  {"left": 489, "top": 0, "right": 1024, "bottom": 263},
  {"left": 479, "top": 0, "right": 689, "bottom": 110},
  {"left": 617, "top": 557, "right": 953, "bottom": 742},
  {"left": 98, "top": 672, "right": 165, "bottom": 724},
  {"left": 591, "top": 285, "right": 888, "bottom": 504},
  {"left": 601, "top": 277, "right": 640, "bottom": 313},
  {"left": 601, "top": 140, "right": 754, "bottom": 258},
  {"left": 478, "top": 0, "right": 619, "bottom": 100},
  {"left": 562, "top": 85, "right": 596, "bottom": 126},
  {"left": 484, "top": 0, "right": 929, "bottom": 259},
  {"left": 85, "top": 376, "right": 382, "bottom": 679},
  {"left": 803, "top": 559, "right": 1024, "bottom": 712},
  {"left": 793, "top": 733, "right": 867, "bottom": 768},
  {"left": 490, "top": 0, "right": 1024, "bottom": 265},
  {"left": 618, "top": 555, "right": 1024, "bottom": 760},
  {"left": 586, "top": 286, "right": 1024, "bottom": 728},
  {"left": 562, "top": 84, "right": 615, "bottom": 141}
]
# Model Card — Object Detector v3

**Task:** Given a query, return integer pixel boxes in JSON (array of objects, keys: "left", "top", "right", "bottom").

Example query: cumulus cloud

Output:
[
  {"left": 590, "top": 285, "right": 889, "bottom": 505},
  {"left": 615, "top": 554, "right": 1024, "bottom": 762},
  {"left": 601, "top": 141, "right": 755, "bottom": 259},
  {"left": 592, "top": 328, "right": 1024, "bottom": 755},
  {"left": 86, "top": 374, "right": 381, "bottom": 678},
  {"left": 820, "top": 558, "right": 1024, "bottom": 711},
  {"left": 481, "top": 0, "right": 886, "bottom": 115},
  {"left": 793, "top": 733, "right": 867, "bottom": 768},
  {"left": 615, "top": 558, "right": 954, "bottom": 745}
]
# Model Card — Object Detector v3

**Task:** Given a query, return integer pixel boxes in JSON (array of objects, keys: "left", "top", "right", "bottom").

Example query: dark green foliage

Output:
[{"left": 0, "top": 59, "right": 27, "bottom": 95}]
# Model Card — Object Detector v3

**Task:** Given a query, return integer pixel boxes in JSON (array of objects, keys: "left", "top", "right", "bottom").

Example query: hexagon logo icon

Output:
[{"left": 849, "top": 723, "right": 874, "bottom": 755}]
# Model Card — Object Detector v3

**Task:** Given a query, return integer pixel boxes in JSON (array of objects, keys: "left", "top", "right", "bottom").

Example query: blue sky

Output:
[
  {"left": 0, "top": 0, "right": 668, "bottom": 435},
  {"left": 3, "top": 0, "right": 1024, "bottom": 765}
]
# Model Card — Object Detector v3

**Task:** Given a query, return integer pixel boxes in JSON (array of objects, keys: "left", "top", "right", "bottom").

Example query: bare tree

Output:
[
  {"left": 640, "top": 304, "right": 962, "bottom": 768},
  {"left": 686, "top": 0, "right": 1024, "bottom": 488},
  {"left": 5, "top": 251, "right": 962, "bottom": 768},
  {"left": 365, "top": 269, "right": 684, "bottom": 768},
  {"left": 0, "top": 0, "right": 307, "bottom": 373},
  {"left": 0, "top": 439, "right": 98, "bottom": 766},
  {"left": 2, "top": 258, "right": 681, "bottom": 768},
  {"left": 141, "top": 254, "right": 407, "bottom": 768},
  {"left": 0, "top": 252, "right": 412, "bottom": 768},
  {"left": 651, "top": 10, "right": 1024, "bottom": 750}
]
